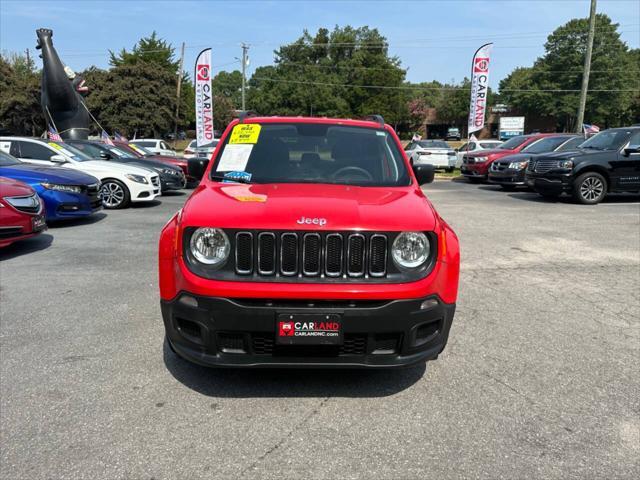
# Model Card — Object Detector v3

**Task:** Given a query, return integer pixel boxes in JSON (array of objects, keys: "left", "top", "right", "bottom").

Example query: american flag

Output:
[
  {"left": 48, "top": 126, "right": 63, "bottom": 142},
  {"left": 101, "top": 130, "right": 115, "bottom": 146},
  {"left": 582, "top": 124, "right": 600, "bottom": 136},
  {"left": 114, "top": 131, "right": 128, "bottom": 142}
]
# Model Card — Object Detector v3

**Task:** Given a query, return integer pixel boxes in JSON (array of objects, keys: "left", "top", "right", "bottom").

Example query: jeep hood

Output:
[{"left": 182, "top": 183, "right": 437, "bottom": 232}]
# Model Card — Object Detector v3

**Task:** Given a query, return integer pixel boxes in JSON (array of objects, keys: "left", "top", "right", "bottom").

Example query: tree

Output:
[
  {"left": 85, "top": 33, "right": 195, "bottom": 135},
  {"left": 109, "top": 31, "right": 180, "bottom": 74},
  {"left": 212, "top": 70, "right": 243, "bottom": 108},
  {"left": 83, "top": 62, "right": 188, "bottom": 138},
  {"left": 0, "top": 53, "right": 44, "bottom": 135},
  {"left": 500, "top": 14, "right": 640, "bottom": 130},
  {"left": 248, "top": 26, "right": 407, "bottom": 123}
]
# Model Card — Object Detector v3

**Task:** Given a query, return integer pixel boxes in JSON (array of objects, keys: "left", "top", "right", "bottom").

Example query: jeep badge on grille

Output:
[{"left": 296, "top": 216, "right": 327, "bottom": 226}]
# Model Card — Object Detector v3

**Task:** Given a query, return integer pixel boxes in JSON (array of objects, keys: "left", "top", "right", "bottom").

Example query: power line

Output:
[{"left": 251, "top": 75, "right": 639, "bottom": 93}]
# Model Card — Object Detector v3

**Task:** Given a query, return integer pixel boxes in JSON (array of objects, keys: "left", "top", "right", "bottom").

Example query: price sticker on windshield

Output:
[{"left": 229, "top": 124, "right": 261, "bottom": 144}]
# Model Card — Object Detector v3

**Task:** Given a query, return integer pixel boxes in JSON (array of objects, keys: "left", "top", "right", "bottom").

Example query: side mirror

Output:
[
  {"left": 50, "top": 154, "right": 66, "bottom": 164},
  {"left": 99, "top": 152, "right": 112, "bottom": 160},
  {"left": 454, "top": 148, "right": 459, "bottom": 152},
  {"left": 623, "top": 146, "right": 640, "bottom": 156},
  {"left": 413, "top": 164, "right": 435, "bottom": 185},
  {"left": 188, "top": 157, "right": 210, "bottom": 180}
]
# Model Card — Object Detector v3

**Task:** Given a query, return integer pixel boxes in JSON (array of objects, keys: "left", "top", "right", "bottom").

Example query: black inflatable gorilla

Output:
[{"left": 36, "top": 28, "right": 90, "bottom": 139}]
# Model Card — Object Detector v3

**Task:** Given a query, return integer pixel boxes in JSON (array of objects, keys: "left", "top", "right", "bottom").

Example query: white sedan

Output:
[
  {"left": 404, "top": 140, "right": 458, "bottom": 172},
  {"left": 183, "top": 139, "right": 219, "bottom": 159},
  {"left": 0, "top": 137, "right": 160, "bottom": 209},
  {"left": 455, "top": 139, "right": 503, "bottom": 167},
  {"left": 130, "top": 139, "right": 176, "bottom": 156}
]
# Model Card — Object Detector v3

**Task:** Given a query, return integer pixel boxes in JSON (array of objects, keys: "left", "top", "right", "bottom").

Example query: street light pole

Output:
[
  {"left": 241, "top": 43, "right": 249, "bottom": 110},
  {"left": 576, "top": 0, "right": 597, "bottom": 133}
]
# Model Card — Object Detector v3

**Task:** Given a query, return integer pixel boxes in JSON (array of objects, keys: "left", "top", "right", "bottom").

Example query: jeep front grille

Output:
[{"left": 234, "top": 231, "right": 389, "bottom": 278}]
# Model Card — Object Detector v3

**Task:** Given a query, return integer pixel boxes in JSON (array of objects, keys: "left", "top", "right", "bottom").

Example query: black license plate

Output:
[
  {"left": 276, "top": 313, "right": 342, "bottom": 345},
  {"left": 32, "top": 215, "right": 46, "bottom": 231}
]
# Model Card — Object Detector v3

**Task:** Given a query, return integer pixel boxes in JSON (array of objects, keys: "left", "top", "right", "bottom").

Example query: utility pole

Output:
[
  {"left": 25, "top": 48, "right": 31, "bottom": 66},
  {"left": 173, "top": 41, "right": 185, "bottom": 148},
  {"left": 241, "top": 43, "right": 249, "bottom": 110},
  {"left": 576, "top": 0, "right": 597, "bottom": 133}
]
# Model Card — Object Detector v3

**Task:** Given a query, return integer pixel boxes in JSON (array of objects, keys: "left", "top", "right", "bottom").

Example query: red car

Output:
[
  {"left": 159, "top": 115, "right": 460, "bottom": 368},
  {"left": 461, "top": 133, "right": 561, "bottom": 182},
  {"left": 114, "top": 141, "right": 196, "bottom": 186},
  {"left": 0, "top": 176, "right": 47, "bottom": 248}
]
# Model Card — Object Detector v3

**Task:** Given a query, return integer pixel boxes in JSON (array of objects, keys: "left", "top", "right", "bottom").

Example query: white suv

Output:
[
  {"left": 0, "top": 137, "right": 160, "bottom": 209},
  {"left": 130, "top": 139, "right": 176, "bottom": 156}
]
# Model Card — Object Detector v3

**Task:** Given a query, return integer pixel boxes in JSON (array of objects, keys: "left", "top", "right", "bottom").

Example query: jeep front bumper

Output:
[{"left": 162, "top": 294, "right": 455, "bottom": 368}]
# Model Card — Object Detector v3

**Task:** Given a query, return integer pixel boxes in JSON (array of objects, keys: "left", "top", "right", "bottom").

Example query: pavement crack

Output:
[{"left": 238, "top": 396, "right": 331, "bottom": 476}]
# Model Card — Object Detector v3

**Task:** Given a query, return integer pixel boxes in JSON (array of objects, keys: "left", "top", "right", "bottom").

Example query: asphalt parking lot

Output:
[{"left": 1, "top": 181, "right": 638, "bottom": 479}]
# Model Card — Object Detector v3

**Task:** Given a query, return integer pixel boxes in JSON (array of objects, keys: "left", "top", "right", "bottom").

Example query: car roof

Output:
[{"left": 229, "top": 116, "right": 390, "bottom": 130}]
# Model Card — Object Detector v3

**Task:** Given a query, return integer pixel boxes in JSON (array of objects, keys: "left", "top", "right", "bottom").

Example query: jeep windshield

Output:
[
  {"left": 211, "top": 123, "right": 411, "bottom": 187},
  {"left": 579, "top": 129, "right": 634, "bottom": 151}
]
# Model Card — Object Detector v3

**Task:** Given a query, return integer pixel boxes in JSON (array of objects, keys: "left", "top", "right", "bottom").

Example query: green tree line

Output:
[{"left": 1, "top": 18, "right": 638, "bottom": 138}]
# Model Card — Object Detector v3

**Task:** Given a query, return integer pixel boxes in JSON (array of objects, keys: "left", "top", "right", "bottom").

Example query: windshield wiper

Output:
[
  {"left": 210, "top": 174, "right": 252, "bottom": 184},
  {"left": 581, "top": 145, "right": 602, "bottom": 150}
]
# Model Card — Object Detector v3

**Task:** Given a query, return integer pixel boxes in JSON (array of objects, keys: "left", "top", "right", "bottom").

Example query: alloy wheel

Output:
[
  {"left": 580, "top": 176, "right": 604, "bottom": 202},
  {"left": 100, "top": 182, "right": 125, "bottom": 208}
]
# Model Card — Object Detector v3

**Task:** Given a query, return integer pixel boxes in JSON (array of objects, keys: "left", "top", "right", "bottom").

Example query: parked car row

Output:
[
  {"left": 0, "top": 136, "right": 214, "bottom": 248},
  {"left": 459, "top": 126, "right": 640, "bottom": 204}
]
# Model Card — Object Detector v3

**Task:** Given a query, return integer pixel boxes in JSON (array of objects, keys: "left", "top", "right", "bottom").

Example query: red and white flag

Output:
[
  {"left": 582, "top": 124, "right": 600, "bottom": 136},
  {"left": 48, "top": 126, "right": 63, "bottom": 142},
  {"left": 468, "top": 43, "right": 493, "bottom": 134},
  {"left": 195, "top": 48, "right": 214, "bottom": 147}
]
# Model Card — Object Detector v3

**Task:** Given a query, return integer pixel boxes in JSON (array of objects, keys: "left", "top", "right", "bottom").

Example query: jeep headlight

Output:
[
  {"left": 508, "top": 161, "right": 528, "bottom": 169},
  {"left": 41, "top": 183, "right": 82, "bottom": 193},
  {"left": 124, "top": 174, "right": 148, "bottom": 184},
  {"left": 559, "top": 160, "right": 574, "bottom": 169},
  {"left": 190, "top": 227, "right": 230, "bottom": 266},
  {"left": 391, "top": 232, "right": 430, "bottom": 269}
]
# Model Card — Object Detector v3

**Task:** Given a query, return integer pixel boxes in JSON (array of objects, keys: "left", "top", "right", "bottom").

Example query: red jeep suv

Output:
[
  {"left": 461, "top": 133, "right": 559, "bottom": 182},
  {"left": 159, "top": 115, "right": 460, "bottom": 368}
]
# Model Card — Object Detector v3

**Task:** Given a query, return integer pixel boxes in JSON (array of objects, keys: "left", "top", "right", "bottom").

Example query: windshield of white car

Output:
[
  {"left": 498, "top": 136, "right": 528, "bottom": 150},
  {"left": 0, "top": 150, "right": 21, "bottom": 166},
  {"left": 132, "top": 141, "right": 156, "bottom": 148},
  {"left": 416, "top": 140, "right": 449, "bottom": 149},
  {"left": 211, "top": 123, "right": 411, "bottom": 187},
  {"left": 523, "top": 136, "right": 574, "bottom": 154},
  {"left": 46, "top": 142, "right": 93, "bottom": 161},
  {"left": 579, "top": 129, "right": 633, "bottom": 151}
]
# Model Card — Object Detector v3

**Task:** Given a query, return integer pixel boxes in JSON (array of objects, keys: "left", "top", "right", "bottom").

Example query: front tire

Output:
[
  {"left": 573, "top": 172, "right": 607, "bottom": 205},
  {"left": 100, "top": 179, "right": 131, "bottom": 209}
]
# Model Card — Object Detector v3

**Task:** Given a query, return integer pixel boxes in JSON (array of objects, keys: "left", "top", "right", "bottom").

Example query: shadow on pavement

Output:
[
  {"left": 0, "top": 233, "right": 53, "bottom": 260},
  {"left": 507, "top": 192, "right": 640, "bottom": 204},
  {"left": 47, "top": 212, "right": 107, "bottom": 228},
  {"left": 163, "top": 340, "right": 426, "bottom": 398},
  {"left": 130, "top": 200, "right": 162, "bottom": 209},
  {"left": 161, "top": 190, "right": 187, "bottom": 197}
]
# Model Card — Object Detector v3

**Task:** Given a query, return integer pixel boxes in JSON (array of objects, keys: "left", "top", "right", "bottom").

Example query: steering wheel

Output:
[{"left": 332, "top": 166, "right": 374, "bottom": 182}]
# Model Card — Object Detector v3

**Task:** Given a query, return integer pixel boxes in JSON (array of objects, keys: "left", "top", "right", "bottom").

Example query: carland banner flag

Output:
[
  {"left": 468, "top": 43, "right": 493, "bottom": 134},
  {"left": 195, "top": 48, "right": 213, "bottom": 147}
]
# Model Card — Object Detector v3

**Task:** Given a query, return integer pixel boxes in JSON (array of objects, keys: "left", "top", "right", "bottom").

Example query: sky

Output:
[{"left": 1, "top": 0, "right": 638, "bottom": 90}]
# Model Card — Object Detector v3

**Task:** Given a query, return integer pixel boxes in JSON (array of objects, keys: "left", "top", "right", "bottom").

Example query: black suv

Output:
[{"left": 525, "top": 127, "right": 640, "bottom": 204}]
